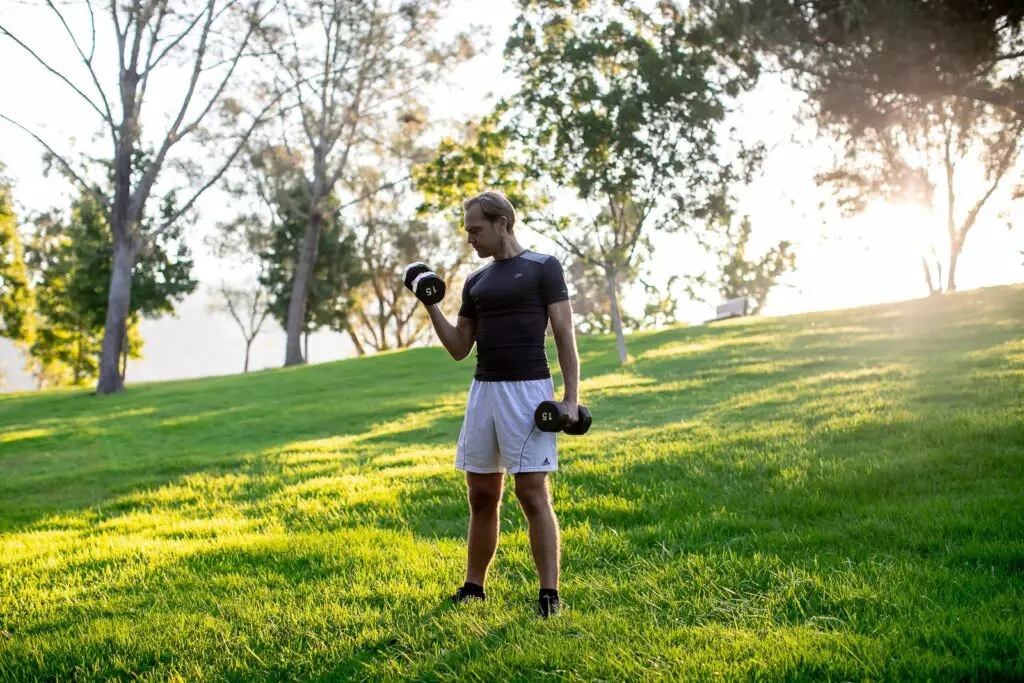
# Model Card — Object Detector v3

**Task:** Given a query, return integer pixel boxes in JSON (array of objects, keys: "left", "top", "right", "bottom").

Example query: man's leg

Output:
[
  {"left": 513, "top": 472, "right": 560, "bottom": 590},
  {"left": 465, "top": 472, "right": 504, "bottom": 587}
]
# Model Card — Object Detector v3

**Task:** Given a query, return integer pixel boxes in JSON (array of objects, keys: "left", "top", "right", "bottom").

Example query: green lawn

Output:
[{"left": 1, "top": 285, "right": 1023, "bottom": 681}]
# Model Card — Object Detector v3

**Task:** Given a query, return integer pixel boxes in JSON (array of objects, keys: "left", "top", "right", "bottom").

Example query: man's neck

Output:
[{"left": 493, "top": 236, "right": 525, "bottom": 261}]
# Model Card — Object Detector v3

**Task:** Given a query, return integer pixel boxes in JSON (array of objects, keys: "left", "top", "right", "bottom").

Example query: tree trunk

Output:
[
  {"left": 284, "top": 204, "right": 324, "bottom": 366},
  {"left": 74, "top": 328, "right": 84, "bottom": 385},
  {"left": 946, "top": 237, "right": 961, "bottom": 292},
  {"left": 921, "top": 255, "right": 938, "bottom": 295},
  {"left": 378, "top": 296, "right": 389, "bottom": 351},
  {"left": 96, "top": 236, "right": 134, "bottom": 394},
  {"left": 120, "top": 327, "right": 129, "bottom": 383},
  {"left": 346, "top": 326, "right": 366, "bottom": 356},
  {"left": 244, "top": 338, "right": 252, "bottom": 373},
  {"left": 606, "top": 270, "right": 628, "bottom": 365}
]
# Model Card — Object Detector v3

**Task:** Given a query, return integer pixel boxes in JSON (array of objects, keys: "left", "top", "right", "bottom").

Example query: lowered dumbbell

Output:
[
  {"left": 534, "top": 400, "right": 593, "bottom": 435},
  {"left": 403, "top": 262, "right": 446, "bottom": 305}
]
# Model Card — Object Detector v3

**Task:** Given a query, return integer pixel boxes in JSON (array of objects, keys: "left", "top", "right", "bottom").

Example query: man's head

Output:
[{"left": 463, "top": 191, "right": 517, "bottom": 258}]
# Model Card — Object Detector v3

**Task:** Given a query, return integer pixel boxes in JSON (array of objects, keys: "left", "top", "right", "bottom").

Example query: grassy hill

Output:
[{"left": 1, "top": 285, "right": 1022, "bottom": 681}]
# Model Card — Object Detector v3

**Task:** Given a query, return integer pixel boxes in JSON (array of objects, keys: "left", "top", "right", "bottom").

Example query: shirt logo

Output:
[{"left": 514, "top": 273, "right": 524, "bottom": 278}]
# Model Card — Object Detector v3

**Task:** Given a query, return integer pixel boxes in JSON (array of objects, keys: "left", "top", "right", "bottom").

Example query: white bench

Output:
[{"left": 706, "top": 297, "right": 751, "bottom": 323}]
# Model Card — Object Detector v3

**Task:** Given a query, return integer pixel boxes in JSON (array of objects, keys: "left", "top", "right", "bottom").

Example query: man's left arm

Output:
[{"left": 548, "top": 300, "right": 580, "bottom": 424}]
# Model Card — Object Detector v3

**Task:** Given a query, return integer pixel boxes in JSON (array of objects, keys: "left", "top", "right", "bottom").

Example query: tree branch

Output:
[
  {"left": 153, "top": 100, "right": 302, "bottom": 237},
  {"left": 140, "top": 5, "right": 207, "bottom": 77},
  {"left": 0, "top": 113, "right": 106, "bottom": 207},
  {"left": 140, "top": 0, "right": 218, "bottom": 200},
  {"left": 0, "top": 25, "right": 113, "bottom": 126},
  {"left": 178, "top": 8, "right": 261, "bottom": 140},
  {"left": 958, "top": 122, "right": 1023, "bottom": 243},
  {"left": 44, "top": 0, "right": 116, "bottom": 139}
]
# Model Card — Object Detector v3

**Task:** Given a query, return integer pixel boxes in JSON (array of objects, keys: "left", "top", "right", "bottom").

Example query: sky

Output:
[{"left": 1, "top": 0, "right": 1022, "bottom": 392}]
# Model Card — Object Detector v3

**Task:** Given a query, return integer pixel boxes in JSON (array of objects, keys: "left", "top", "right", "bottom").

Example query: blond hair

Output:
[{"left": 463, "top": 190, "right": 517, "bottom": 231}]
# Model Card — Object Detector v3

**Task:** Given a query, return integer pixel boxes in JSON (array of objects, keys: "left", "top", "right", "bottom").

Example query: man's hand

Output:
[{"left": 561, "top": 398, "right": 579, "bottom": 425}]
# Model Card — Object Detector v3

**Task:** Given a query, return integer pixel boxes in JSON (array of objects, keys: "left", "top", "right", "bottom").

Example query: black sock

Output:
[
  {"left": 462, "top": 582, "right": 485, "bottom": 597},
  {"left": 539, "top": 588, "right": 559, "bottom": 600}
]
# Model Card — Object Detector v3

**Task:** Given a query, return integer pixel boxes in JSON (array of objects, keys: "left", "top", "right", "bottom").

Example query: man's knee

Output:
[
  {"left": 514, "top": 474, "right": 551, "bottom": 516},
  {"left": 467, "top": 475, "right": 503, "bottom": 514}
]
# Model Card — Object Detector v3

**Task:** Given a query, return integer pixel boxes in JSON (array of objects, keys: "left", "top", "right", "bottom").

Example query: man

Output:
[{"left": 422, "top": 190, "right": 580, "bottom": 618}]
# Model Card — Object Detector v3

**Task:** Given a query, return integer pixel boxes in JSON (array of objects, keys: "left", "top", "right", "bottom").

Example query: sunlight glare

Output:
[{"left": 867, "top": 201, "right": 943, "bottom": 259}]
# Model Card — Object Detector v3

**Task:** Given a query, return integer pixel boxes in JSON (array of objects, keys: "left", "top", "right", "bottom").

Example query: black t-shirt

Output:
[{"left": 458, "top": 250, "right": 569, "bottom": 381}]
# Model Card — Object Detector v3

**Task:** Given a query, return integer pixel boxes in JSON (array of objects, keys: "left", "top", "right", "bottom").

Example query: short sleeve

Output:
[
  {"left": 540, "top": 256, "right": 570, "bottom": 306},
  {"left": 458, "top": 275, "right": 477, "bottom": 319}
]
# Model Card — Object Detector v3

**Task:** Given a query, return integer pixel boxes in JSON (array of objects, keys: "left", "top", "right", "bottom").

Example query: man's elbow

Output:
[{"left": 454, "top": 341, "right": 473, "bottom": 362}]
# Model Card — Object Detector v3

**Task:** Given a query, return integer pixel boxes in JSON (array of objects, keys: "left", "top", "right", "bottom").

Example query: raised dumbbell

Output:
[
  {"left": 403, "top": 262, "right": 446, "bottom": 306},
  {"left": 534, "top": 400, "right": 593, "bottom": 435}
]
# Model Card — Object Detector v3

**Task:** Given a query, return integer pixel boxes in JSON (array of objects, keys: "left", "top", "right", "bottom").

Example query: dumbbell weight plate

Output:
[
  {"left": 563, "top": 405, "right": 592, "bottom": 435},
  {"left": 534, "top": 400, "right": 566, "bottom": 432},
  {"left": 411, "top": 270, "right": 445, "bottom": 305},
  {"left": 403, "top": 262, "right": 430, "bottom": 291}
]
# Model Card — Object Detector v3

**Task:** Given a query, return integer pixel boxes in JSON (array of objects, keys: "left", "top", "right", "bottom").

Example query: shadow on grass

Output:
[
  {"left": 0, "top": 347, "right": 476, "bottom": 532},
  {"left": 2, "top": 286, "right": 1022, "bottom": 547}
]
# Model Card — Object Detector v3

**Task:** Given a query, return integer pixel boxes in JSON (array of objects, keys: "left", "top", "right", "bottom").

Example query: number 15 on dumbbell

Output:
[{"left": 403, "top": 262, "right": 446, "bottom": 305}]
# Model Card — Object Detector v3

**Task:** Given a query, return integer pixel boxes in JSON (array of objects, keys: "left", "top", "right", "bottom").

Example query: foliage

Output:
[
  {"left": 342, "top": 110, "right": 474, "bottom": 353},
  {"left": 0, "top": 168, "right": 34, "bottom": 347},
  {"left": 497, "top": 0, "right": 762, "bottom": 362},
  {"left": 413, "top": 113, "right": 536, "bottom": 222},
  {"left": 22, "top": 193, "right": 195, "bottom": 387},
  {"left": 715, "top": 216, "right": 795, "bottom": 313},
  {"left": 697, "top": 0, "right": 1024, "bottom": 122},
  {"left": 565, "top": 259, "right": 640, "bottom": 335},
  {"left": 250, "top": 0, "right": 477, "bottom": 365},
  {"left": 695, "top": 1, "right": 1022, "bottom": 295},
  {"left": 816, "top": 98, "right": 1023, "bottom": 293},
  {"left": 256, "top": 183, "right": 367, "bottom": 346},
  {"left": 1, "top": 0, "right": 273, "bottom": 393},
  {"left": 679, "top": 215, "right": 795, "bottom": 315}
]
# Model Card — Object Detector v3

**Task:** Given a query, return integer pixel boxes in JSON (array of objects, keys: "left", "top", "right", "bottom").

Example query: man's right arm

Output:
[{"left": 426, "top": 305, "right": 476, "bottom": 361}]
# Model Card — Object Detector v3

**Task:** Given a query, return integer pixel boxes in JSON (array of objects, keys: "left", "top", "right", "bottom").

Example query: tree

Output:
[
  {"left": 414, "top": 113, "right": 536, "bottom": 220},
  {"left": 565, "top": 258, "right": 640, "bottom": 335},
  {"left": 638, "top": 275, "right": 683, "bottom": 329},
  {"left": 714, "top": 215, "right": 795, "bottom": 313},
  {"left": 697, "top": 0, "right": 1024, "bottom": 120},
  {"left": 344, "top": 154, "right": 474, "bottom": 354},
  {"left": 673, "top": 213, "right": 795, "bottom": 315},
  {"left": 211, "top": 280, "right": 272, "bottom": 373},
  {"left": 250, "top": 0, "right": 477, "bottom": 366},
  {"left": 256, "top": 182, "right": 366, "bottom": 359},
  {"left": 23, "top": 192, "right": 196, "bottom": 387},
  {"left": 499, "top": 0, "right": 761, "bottom": 364},
  {"left": 0, "top": 166, "right": 35, "bottom": 349},
  {"left": 696, "top": 0, "right": 1023, "bottom": 295},
  {"left": 817, "top": 98, "right": 1023, "bottom": 293},
  {"left": 350, "top": 214, "right": 473, "bottom": 353},
  {"left": 1, "top": 0, "right": 281, "bottom": 394}
]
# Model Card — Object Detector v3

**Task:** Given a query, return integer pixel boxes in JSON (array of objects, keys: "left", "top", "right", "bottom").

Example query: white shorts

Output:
[{"left": 455, "top": 378, "right": 558, "bottom": 474}]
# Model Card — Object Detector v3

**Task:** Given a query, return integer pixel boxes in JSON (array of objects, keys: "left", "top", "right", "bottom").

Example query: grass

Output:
[{"left": 1, "top": 284, "right": 1023, "bottom": 681}]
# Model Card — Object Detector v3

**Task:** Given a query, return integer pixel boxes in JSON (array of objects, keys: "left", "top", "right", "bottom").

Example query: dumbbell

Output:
[
  {"left": 403, "top": 262, "right": 446, "bottom": 305},
  {"left": 534, "top": 400, "right": 593, "bottom": 435}
]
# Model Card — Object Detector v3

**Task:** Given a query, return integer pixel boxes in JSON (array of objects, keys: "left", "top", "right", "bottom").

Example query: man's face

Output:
[{"left": 463, "top": 204, "right": 507, "bottom": 258}]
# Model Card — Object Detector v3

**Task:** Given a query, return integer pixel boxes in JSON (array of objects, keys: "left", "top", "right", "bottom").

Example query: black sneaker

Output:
[
  {"left": 451, "top": 585, "right": 485, "bottom": 604},
  {"left": 538, "top": 594, "right": 561, "bottom": 618}
]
